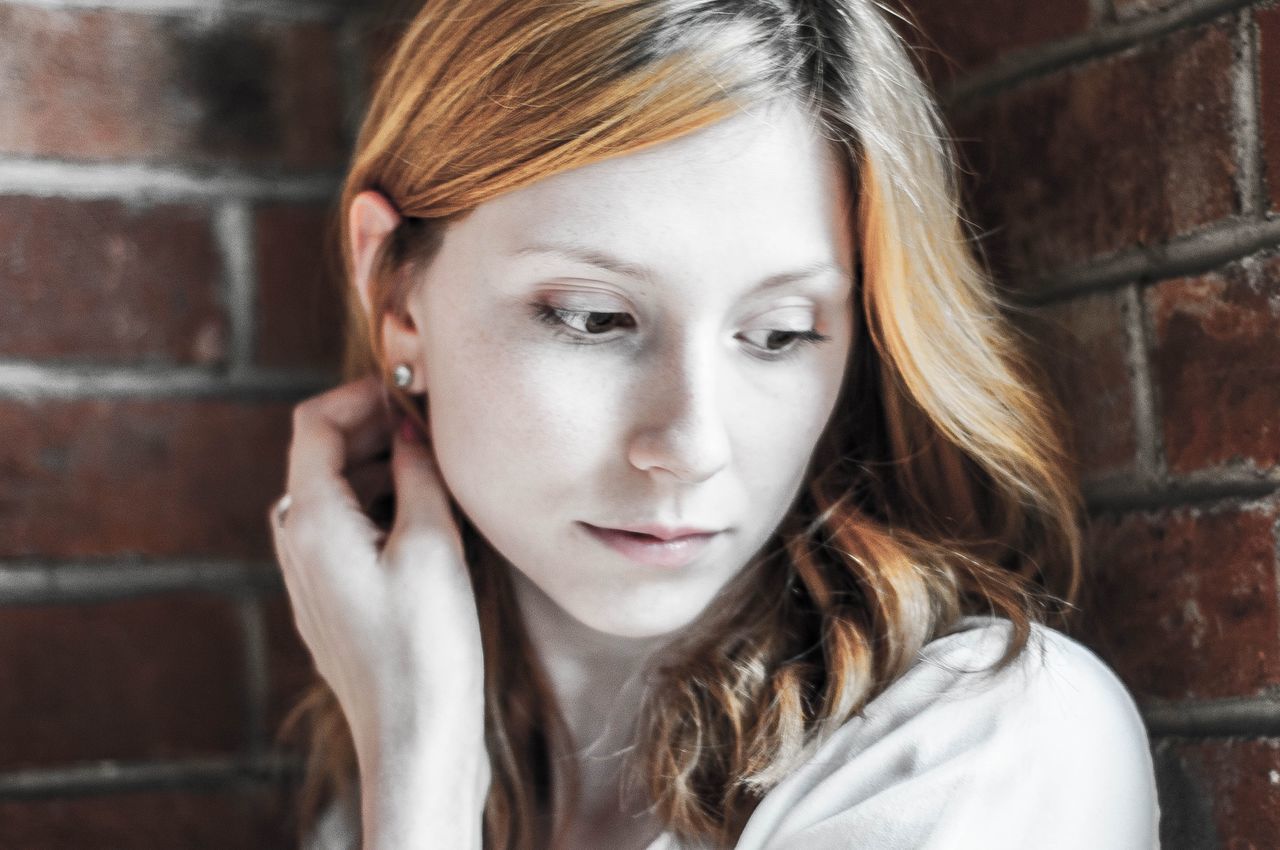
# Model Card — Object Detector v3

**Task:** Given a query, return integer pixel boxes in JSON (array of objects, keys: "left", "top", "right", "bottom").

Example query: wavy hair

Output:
[{"left": 278, "top": 1, "right": 1085, "bottom": 847}]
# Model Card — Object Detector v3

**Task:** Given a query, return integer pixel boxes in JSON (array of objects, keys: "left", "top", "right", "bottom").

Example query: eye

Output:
[
  {"left": 529, "top": 302, "right": 831, "bottom": 361},
  {"left": 530, "top": 304, "right": 634, "bottom": 339},
  {"left": 738, "top": 328, "right": 832, "bottom": 361}
]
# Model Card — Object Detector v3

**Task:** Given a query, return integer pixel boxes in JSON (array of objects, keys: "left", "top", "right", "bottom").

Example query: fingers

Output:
[
  {"left": 384, "top": 416, "right": 462, "bottom": 556},
  {"left": 346, "top": 457, "right": 394, "bottom": 514},
  {"left": 278, "top": 373, "right": 458, "bottom": 573},
  {"left": 281, "top": 376, "right": 395, "bottom": 565},
  {"left": 287, "top": 375, "right": 389, "bottom": 503}
]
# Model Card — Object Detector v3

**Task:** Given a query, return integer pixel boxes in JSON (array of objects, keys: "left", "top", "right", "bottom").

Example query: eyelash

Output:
[{"left": 528, "top": 303, "right": 831, "bottom": 361}]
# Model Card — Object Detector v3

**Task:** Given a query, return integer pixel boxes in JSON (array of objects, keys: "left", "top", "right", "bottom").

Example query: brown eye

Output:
[
  {"left": 738, "top": 327, "right": 832, "bottom": 361},
  {"left": 581, "top": 312, "right": 630, "bottom": 334},
  {"left": 532, "top": 304, "right": 635, "bottom": 337},
  {"left": 763, "top": 330, "right": 803, "bottom": 350}
]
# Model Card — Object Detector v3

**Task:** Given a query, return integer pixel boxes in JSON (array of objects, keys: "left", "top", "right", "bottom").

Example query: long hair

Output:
[{"left": 278, "top": 1, "right": 1085, "bottom": 847}]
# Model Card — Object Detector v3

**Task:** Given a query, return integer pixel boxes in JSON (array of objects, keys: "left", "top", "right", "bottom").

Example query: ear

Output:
[
  {"left": 348, "top": 189, "right": 401, "bottom": 319},
  {"left": 348, "top": 190, "right": 426, "bottom": 392}
]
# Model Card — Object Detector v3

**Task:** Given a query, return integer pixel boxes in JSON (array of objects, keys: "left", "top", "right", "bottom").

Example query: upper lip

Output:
[{"left": 588, "top": 522, "right": 724, "bottom": 541}]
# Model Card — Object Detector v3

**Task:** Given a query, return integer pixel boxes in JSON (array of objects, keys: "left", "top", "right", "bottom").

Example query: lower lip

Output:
[{"left": 581, "top": 523, "right": 720, "bottom": 568}]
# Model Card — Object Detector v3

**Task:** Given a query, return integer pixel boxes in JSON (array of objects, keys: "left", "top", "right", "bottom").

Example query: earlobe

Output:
[
  {"left": 348, "top": 190, "right": 403, "bottom": 319},
  {"left": 381, "top": 311, "right": 425, "bottom": 393}
]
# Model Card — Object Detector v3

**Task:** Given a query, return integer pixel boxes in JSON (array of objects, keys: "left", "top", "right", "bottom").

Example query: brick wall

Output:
[
  {"left": 0, "top": 0, "right": 390, "bottom": 844},
  {"left": 894, "top": 0, "right": 1280, "bottom": 845},
  {"left": 7, "top": 0, "right": 1278, "bottom": 847}
]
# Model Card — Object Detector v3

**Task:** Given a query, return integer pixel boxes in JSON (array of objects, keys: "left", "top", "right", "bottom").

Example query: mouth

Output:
[{"left": 579, "top": 522, "right": 721, "bottom": 569}]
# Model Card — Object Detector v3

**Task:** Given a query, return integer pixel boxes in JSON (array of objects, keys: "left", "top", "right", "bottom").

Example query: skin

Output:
[{"left": 344, "top": 96, "right": 856, "bottom": 846}]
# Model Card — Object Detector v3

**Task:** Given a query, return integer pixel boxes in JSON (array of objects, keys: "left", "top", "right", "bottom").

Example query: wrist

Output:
[{"left": 355, "top": 713, "right": 490, "bottom": 850}]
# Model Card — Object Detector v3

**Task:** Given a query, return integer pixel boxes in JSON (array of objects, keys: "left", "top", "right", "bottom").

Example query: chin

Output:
[{"left": 565, "top": 595, "right": 701, "bottom": 641}]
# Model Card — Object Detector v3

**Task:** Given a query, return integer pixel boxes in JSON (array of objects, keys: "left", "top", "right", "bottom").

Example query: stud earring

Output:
[{"left": 392, "top": 362, "right": 413, "bottom": 389}]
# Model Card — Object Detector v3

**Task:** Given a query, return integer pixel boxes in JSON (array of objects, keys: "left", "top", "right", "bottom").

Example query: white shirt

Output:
[{"left": 306, "top": 615, "right": 1161, "bottom": 849}]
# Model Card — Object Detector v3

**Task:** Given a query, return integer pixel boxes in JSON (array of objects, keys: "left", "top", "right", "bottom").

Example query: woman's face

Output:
[{"left": 407, "top": 99, "right": 855, "bottom": 639}]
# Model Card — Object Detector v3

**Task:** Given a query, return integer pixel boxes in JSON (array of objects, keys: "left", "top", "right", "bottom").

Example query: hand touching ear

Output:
[{"left": 268, "top": 374, "right": 490, "bottom": 848}]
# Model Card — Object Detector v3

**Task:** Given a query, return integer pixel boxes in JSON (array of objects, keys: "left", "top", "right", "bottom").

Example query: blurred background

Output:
[{"left": 1, "top": 0, "right": 1277, "bottom": 846}]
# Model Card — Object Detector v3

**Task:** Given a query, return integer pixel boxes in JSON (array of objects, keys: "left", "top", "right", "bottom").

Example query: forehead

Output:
[{"left": 454, "top": 100, "right": 855, "bottom": 275}]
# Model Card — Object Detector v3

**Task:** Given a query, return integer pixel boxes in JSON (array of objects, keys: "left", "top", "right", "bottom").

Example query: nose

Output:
[{"left": 626, "top": 338, "right": 732, "bottom": 483}]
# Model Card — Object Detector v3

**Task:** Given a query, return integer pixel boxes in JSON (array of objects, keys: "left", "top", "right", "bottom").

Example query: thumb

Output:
[{"left": 385, "top": 415, "right": 459, "bottom": 552}]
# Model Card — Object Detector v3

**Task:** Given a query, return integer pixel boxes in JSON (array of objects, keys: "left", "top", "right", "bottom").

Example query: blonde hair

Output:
[{"left": 279, "top": 1, "right": 1084, "bottom": 847}]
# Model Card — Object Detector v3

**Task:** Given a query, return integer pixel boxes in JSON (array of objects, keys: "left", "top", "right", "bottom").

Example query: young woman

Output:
[{"left": 267, "top": 1, "right": 1162, "bottom": 848}]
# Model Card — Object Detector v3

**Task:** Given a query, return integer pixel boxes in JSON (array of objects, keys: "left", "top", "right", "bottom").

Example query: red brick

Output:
[
  {"left": 1153, "top": 738, "right": 1280, "bottom": 849},
  {"left": 1259, "top": 5, "right": 1280, "bottom": 211},
  {"left": 0, "top": 196, "right": 225, "bottom": 365},
  {"left": 1078, "top": 499, "right": 1280, "bottom": 701},
  {"left": 0, "top": 398, "right": 294, "bottom": 559},
  {"left": 953, "top": 20, "right": 1237, "bottom": 284},
  {"left": 262, "top": 591, "right": 317, "bottom": 739},
  {"left": 0, "top": 6, "right": 344, "bottom": 168},
  {"left": 0, "top": 593, "right": 244, "bottom": 770},
  {"left": 0, "top": 785, "right": 299, "bottom": 849},
  {"left": 1146, "top": 257, "right": 1280, "bottom": 474},
  {"left": 889, "top": 0, "right": 1091, "bottom": 88},
  {"left": 1027, "top": 290, "right": 1137, "bottom": 479},
  {"left": 254, "top": 203, "right": 345, "bottom": 372}
]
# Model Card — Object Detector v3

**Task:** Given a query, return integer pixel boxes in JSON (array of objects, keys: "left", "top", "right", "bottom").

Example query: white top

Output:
[{"left": 305, "top": 615, "right": 1162, "bottom": 849}]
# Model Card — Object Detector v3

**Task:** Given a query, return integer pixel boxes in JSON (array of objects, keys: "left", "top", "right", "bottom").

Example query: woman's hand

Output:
[{"left": 267, "top": 374, "right": 489, "bottom": 847}]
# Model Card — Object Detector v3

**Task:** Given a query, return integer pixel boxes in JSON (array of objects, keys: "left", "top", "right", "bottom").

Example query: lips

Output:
[
  {"left": 580, "top": 522, "right": 721, "bottom": 568},
  {"left": 609, "top": 523, "right": 722, "bottom": 541}
]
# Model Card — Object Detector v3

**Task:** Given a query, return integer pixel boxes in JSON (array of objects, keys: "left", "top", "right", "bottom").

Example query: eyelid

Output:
[
  {"left": 529, "top": 283, "right": 625, "bottom": 313},
  {"left": 548, "top": 297, "right": 627, "bottom": 313},
  {"left": 750, "top": 304, "right": 817, "bottom": 324},
  {"left": 540, "top": 289, "right": 819, "bottom": 317}
]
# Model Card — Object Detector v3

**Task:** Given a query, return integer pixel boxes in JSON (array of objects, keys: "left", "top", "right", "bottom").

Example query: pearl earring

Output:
[{"left": 392, "top": 362, "right": 413, "bottom": 389}]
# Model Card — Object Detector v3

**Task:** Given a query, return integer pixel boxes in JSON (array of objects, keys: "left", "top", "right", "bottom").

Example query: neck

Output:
[
  {"left": 509, "top": 569, "right": 667, "bottom": 758},
  {"left": 509, "top": 570, "right": 685, "bottom": 845}
]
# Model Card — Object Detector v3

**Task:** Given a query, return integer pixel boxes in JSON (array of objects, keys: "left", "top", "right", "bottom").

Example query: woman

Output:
[{"left": 268, "top": 0, "right": 1162, "bottom": 848}]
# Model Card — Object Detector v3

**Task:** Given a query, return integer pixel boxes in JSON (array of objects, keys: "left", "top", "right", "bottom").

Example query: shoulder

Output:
[
  {"left": 733, "top": 616, "right": 1162, "bottom": 850},
  {"left": 840, "top": 615, "right": 1155, "bottom": 766},
  {"left": 919, "top": 615, "right": 1153, "bottom": 733}
]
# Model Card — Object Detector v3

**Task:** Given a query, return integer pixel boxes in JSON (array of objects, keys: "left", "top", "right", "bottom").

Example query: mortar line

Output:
[
  {"left": 1274, "top": 513, "right": 1280, "bottom": 692},
  {"left": 0, "top": 753, "right": 302, "bottom": 800},
  {"left": 1232, "top": 6, "right": 1268, "bottom": 218},
  {"left": 1084, "top": 477, "right": 1279, "bottom": 513},
  {"left": 0, "top": 158, "right": 340, "bottom": 203},
  {"left": 943, "top": 0, "right": 1258, "bottom": 109},
  {"left": 1007, "top": 215, "right": 1280, "bottom": 306},
  {"left": 215, "top": 200, "right": 257, "bottom": 381},
  {"left": 0, "top": 361, "right": 333, "bottom": 400},
  {"left": 237, "top": 594, "right": 271, "bottom": 759},
  {"left": 1122, "top": 283, "right": 1165, "bottom": 488},
  {"left": 1142, "top": 697, "right": 1280, "bottom": 737},
  {"left": 0, "top": 559, "right": 282, "bottom": 606}
]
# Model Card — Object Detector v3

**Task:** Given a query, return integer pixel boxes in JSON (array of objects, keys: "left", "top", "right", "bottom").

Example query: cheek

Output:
[
  {"left": 426, "top": 345, "right": 618, "bottom": 514},
  {"left": 741, "top": 370, "right": 842, "bottom": 474}
]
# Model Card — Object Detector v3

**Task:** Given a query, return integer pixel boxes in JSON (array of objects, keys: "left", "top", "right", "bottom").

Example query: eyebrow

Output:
[{"left": 511, "top": 242, "right": 849, "bottom": 295}]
